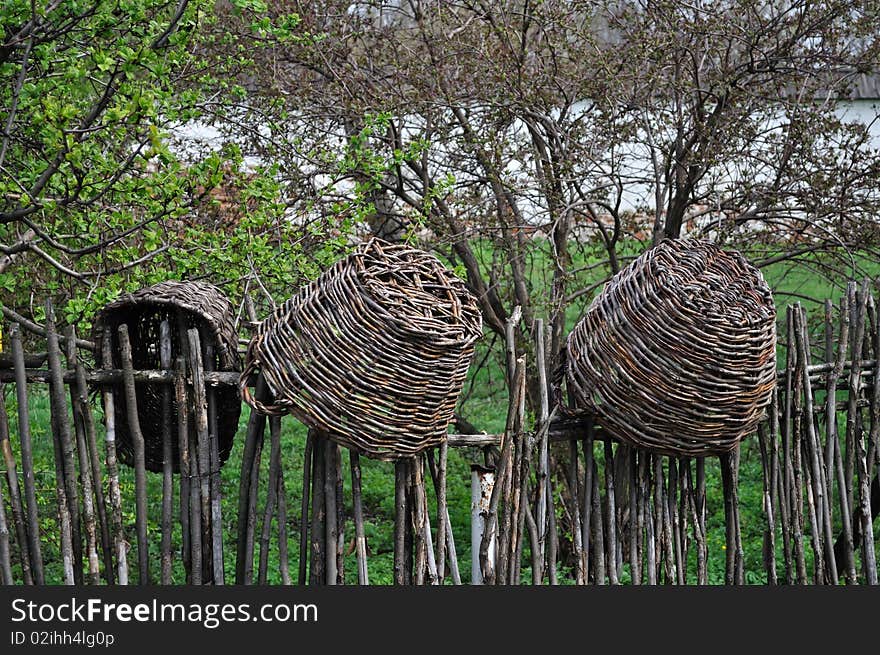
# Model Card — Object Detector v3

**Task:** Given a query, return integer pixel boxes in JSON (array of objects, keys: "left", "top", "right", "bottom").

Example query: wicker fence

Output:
[{"left": 0, "top": 283, "right": 877, "bottom": 585}]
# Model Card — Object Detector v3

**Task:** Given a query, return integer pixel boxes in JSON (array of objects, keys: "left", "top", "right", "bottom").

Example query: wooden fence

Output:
[{"left": 0, "top": 280, "right": 877, "bottom": 585}]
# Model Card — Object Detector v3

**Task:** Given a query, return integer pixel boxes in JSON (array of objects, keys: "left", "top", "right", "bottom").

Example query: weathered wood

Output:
[
  {"left": 590, "top": 458, "right": 606, "bottom": 585},
  {"left": 309, "top": 430, "right": 325, "bottom": 585},
  {"left": 426, "top": 449, "right": 461, "bottom": 585},
  {"left": 333, "top": 443, "right": 345, "bottom": 585},
  {"left": 186, "top": 329, "right": 217, "bottom": 585},
  {"left": 64, "top": 328, "right": 101, "bottom": 585},
  {"left": 174, "top": 359, "right": 192, "bottom": 583},
  {"left": 533, "top": 318, "right": 550, "bottom": 579},
  {"left": 793, "top": 305, "right": 827, "bottom": 583},
  {"left": 568, "top": 437, "right": 586, "bottom": 585},
  {"left": 67, "top": 328, "right": 113, "bottom": 584},
  {"left": 393, "top": 458, "right": 409, "bottom": 585},
  {"left": 757, "top": 424, "right": 777, "bottom": 585},
  {"left": 159, "top": 322, "right": 174, "bottom": 585},
  {"left": 350, "top": 450, "right": 369, "bottom": 585},
  {"left": 604, "top": 439, "right": 619, "bottom": 585},
  {"left": 258, "top": 415, "right": 283, "bottom": 585},
  {"left": 101, "top": 332, "right": 127, "bottom": 585},
  {"left": 411, "top": 456, "right": 429, "bottom": 585},
  {"left": 0, "top": 471, "right": 12, "bottom": 584},
  {"left": 0, "top": 381, "right": 33, "bottom": 584},
  {"left": 277, "top": 464, "right": 292, "bottom": 585},
  {"left": 298, "top": 431, "right": 313, "bottom": 586},
  {"left": 433, "top": 442, "right": 448, "bottom": 584},
  {"left": 45, "top": 301, "right": 81, "bottom": 585},
  {"left": 235, "top": 375, "right": 268, "bottom": 584},
  {"left": 201, "top": 334, "right": 224, "bottom": 585},
  {"left": 641, "top": 453, "right": 656, "bottom": 585},
  {"left": 323, "top": 439, "right": 339, "bottom": 586},
  {"left": 118, "top": 324, "right": 150, "bottom": 585}
]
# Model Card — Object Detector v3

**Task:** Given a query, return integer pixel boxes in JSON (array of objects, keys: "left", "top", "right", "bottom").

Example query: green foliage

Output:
[{"left": 0, "top": 0, "right": 348, "bottom": 327}]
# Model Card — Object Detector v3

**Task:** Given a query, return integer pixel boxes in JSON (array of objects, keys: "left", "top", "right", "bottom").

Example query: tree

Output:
[
  {"left": 210, "top": 0, "right": 880, "bottom": 416},
  {"left": 0, "top": 0, "right": 344, "bottom": 328}
]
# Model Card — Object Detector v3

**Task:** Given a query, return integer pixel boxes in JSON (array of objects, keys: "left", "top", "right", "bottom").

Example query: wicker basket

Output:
[
  {"left": 93, "top": 280, "right": 242, "bottom": 473},
  {"left": 241, "top": 239, "right": 482, "bottom": 460},
  {"left": 564, "top": 239, "right": 777, "bottom": 457}
]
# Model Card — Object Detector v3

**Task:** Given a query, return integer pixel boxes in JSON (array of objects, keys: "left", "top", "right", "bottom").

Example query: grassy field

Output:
[{"left": 2, "top": 248, "right": 878, "bottom": 585}]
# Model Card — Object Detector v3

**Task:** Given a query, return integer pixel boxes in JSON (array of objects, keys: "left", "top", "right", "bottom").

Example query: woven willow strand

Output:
[{"left": 565, "top": 239, "right": 777, "bottom": 457}]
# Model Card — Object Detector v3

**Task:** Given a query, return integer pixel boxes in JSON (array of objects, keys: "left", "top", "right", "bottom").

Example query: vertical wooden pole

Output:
[
  {"left": 470, "top": 464, "right": 495, "bottom": 585},
  {"left": 101, "top": 331, "right": 128, "bottom": 585},
  {"left": 202, "top": 336, "right": 224, "bottom": 585},
  {"left": 0, "top": 382, "right": 33, "bottom": 584},
  {"left": 581, "top": 424, "right": 594, "bottom": 584},
  {"left": 603, "top": 439, "right": 619, "bottom": 585},
  {"left": 695, "top": 458, "right": 707, "bottom": 585},
  {"left": 235, "top": 375, "right": 269, "bottom": 584},
  {"left": 334, "top": 443, "right": 345, "bottom": 585},
  {"left": 174, "top": 358, "right": 192, "bottom": 583},
  {"left": 159, "top": 321, "right": 174, "bottom": 584},
  {"left": 590, "top": 458, "right": 605, "bottom": 585},
  {"left": 0, "top": 464, "right": 12, "bottom": 583},
  {"left": 757, "top": 424, "right": 778, "bottom": 585},
  {"left": 67, "top": 329, "right": 113, "bottom": 584},
  {"left": 629, "top": 448, "right": 641, "bottom": 585},
  {"left": 394, "top": 458, "right": 409, "bottom": 585},
  {"left": 308, "top": 430, "right": 325, "bottom": 585},
  {"left": 9, "top": 323, "right": 46, "bottom": 585},
  {"left": 277, "top": 464, "right": 292, "bottom": 585},
  {"left": 350, "top": 450, "right": 369, "bottom": 585},
  {"left": 258, "top": 415, "right": 283, "bottom": 585},
  {"left": 298, "top": 431, "right": 313, "bottom": 585},
  {"left": 426, "top": 448, "right": 461, "bottom": 584},
  {"left": 323, "top": 439, "right": 338, "bottom": 585},
  {"left": 64, "top": 327, "right": 101, "bottom": 585},
  {"left": 118, "top": 324, "right": 150, "bottom": 585},
  {"left": 45, "top": 301, "right": 81, "bottom": 585},
  {"left": 186, "top": 329, "right": 219, "bottom": 584},
  {"left": 568, "top": 437, "right": 585, "bottom": 584}
]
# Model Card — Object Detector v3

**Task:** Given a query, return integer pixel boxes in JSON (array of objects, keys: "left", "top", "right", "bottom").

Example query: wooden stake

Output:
[
  {"left": 298, "top": 431, "right": 313, "bottom": 585},
  {"left": 235, "top": 375, "right": 269, "bottom": 584},
  {"left": 45, "top": 300, "right": 81, "bottom": 585},
  {"left": 159, "top": 321, "right": 174, "bottom": 584},
  {"left": 0, "top": 382, "right": 33, "bottom": 584},
  {"left": 350, "top": 450, "right": 369, "bottom": 585},
  {"left": 309, "top": 430, "right": 325, "bottom": 585},
  {"left": 101, "top": 332, "right": 127, "bottom": 585},
  {"left": 258, "top": 415, "right": 283, "bottom": 585},
  {"left": 64, "top": 327, "right": 101, "bottom": 585},
  {"left": 174, "top": 358, "right": 192, "bottom": 583},
  {"left": 118, "top": 324, "right": 149, "bottom": 585}
]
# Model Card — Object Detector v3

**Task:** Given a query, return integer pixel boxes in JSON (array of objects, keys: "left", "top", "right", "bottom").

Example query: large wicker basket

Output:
[
  {"left": 93, "top": 280, "right": 242, "bottom": 473},
  {"left": 564, "top": 239, "right": 777, "bottom": 457},
  {"left": 241, "top": 239, "right": 482, "bottom": 460}
]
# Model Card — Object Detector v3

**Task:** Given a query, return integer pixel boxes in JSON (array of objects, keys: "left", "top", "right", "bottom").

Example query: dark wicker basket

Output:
[
  {"left": 241, "top": 238, "right": 482, "bottom": 460},
  {"left": 564, "top": 239, "right": 777, "bottom": 457},
  {"left": 93, "top": 280, "right": 242, "bottom": 473}
]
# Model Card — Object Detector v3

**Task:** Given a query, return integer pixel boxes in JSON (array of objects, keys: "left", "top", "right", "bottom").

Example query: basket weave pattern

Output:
[
  {"left": 565, "top": 239, "right": 777, "bottom": 457},
  {"left": 93, "top": 280, "right": 242, "bottom": 472},
  {"left": 241, "top": 239, "right": 482, "bottom": 460}
]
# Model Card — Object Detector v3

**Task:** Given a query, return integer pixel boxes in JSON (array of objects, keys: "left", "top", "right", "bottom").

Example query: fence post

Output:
[{"left": 471, "top": 464, "right": 495, "bottom": 585}]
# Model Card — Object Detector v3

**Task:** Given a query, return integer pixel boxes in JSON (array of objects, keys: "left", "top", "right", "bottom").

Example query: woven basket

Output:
[
  {"left": 241, "top": 239, "right": 482, "bottom": 460},
  {"left": 564, "top": 239, "right": 777, "bottom": 457},
  {"left": 93, "top": 280, "right": 242, "bottom": 473}
]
